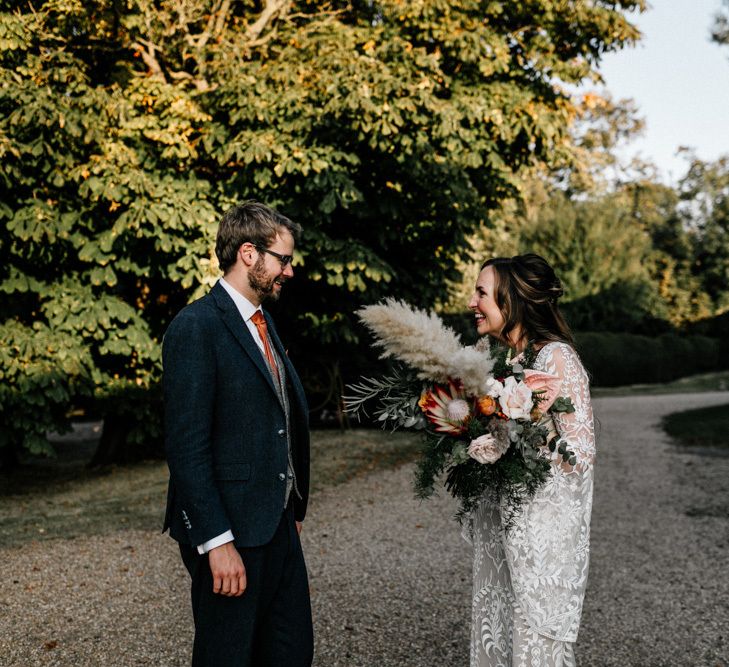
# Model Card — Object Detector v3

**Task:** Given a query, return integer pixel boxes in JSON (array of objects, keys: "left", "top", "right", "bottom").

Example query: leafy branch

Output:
[{"left": 343, "top": 365, "right": 426, "bottom": 429}]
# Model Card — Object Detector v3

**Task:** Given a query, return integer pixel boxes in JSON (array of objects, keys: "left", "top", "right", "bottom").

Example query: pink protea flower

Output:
[{"left": 419, "top": 380, "right": 470, "bottom": 434}]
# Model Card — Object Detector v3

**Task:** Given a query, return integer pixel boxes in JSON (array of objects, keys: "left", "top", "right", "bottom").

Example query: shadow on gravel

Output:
[
  {"left": 0, "top": 422, "right": 169, "bottom": 549},
  {"left": 0, "top": 426, "right": 421, "bottom": 550}
]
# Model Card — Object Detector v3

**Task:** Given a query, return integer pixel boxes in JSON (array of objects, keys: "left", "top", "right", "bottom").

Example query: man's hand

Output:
[
  {"left": 296, "top": 521, "right": 303, "bottom": 536},
  {"left": 208, "top": 542, "right": 246, "bottom": 596}
]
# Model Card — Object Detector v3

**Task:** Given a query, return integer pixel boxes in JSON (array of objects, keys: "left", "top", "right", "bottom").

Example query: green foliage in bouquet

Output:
[
  {"left": 412, "top": 422, "right": 554, "bottom": 525},
  {"left": 439, "top": 442, "right": 552, "bottom": 524},
  {"left": 412, "top": 345, "right": 575, "bottom": 525},
  {"left": 345, "top": 367, "right": 426, "bottom": 431}
]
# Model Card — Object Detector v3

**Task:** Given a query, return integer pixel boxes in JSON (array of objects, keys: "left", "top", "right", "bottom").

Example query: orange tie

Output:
[{"left": 250, "top": 311, "right": 280, "bottom": 384}]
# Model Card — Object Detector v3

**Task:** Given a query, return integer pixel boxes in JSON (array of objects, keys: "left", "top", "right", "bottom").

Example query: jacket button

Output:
[
  {"left": 278, "top": 429, "right": 285, "bottom": 436},
  {"left": 278, "top": 473, "right": 286, "bottom": 481}
]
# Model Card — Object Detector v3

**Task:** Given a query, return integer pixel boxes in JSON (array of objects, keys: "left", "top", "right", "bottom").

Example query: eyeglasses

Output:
[{"left": 255, "top": 245, "right": 294, "bottom": 268}]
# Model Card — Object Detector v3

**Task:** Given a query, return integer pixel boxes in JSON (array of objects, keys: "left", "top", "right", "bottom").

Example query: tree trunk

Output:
[
  {"left": 88, "top": 414, "right": 132, "bottom": 467},
  {"left": 0, "top": 444, "right": 18, "bottom": 473}
]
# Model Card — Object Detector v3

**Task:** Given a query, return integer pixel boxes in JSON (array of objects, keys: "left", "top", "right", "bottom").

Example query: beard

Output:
[{"left": 248, "top": 256, "right": 282, "bottom": 302}]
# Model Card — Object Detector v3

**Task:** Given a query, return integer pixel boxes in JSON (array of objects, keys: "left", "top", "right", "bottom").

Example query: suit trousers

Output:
[{"left": 179, "top": 504, "right": 313, "bottom": 667}]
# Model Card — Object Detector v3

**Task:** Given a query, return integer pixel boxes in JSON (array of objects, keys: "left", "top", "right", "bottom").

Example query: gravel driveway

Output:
[{"left": 1, "top": 392, "right": 727, "bottom": 667}]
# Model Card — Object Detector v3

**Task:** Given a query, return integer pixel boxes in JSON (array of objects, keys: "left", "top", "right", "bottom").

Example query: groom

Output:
[{"left": 162, "top": 201, "right": 313, "bottom": 666}]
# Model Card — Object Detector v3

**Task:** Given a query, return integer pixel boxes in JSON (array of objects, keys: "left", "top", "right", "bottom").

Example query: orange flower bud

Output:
[{"left": 476, "top": 396, "right": 497, "bottom": 416}]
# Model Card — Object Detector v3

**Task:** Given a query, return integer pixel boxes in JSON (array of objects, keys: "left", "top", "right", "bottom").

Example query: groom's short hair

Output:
[{"left": 216, "top": 200, "right": 302, "bottom": 272}]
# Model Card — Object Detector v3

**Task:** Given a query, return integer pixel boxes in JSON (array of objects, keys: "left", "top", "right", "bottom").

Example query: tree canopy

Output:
[{"left": 0, "top": 0, "right": 646, "bottom": 459}]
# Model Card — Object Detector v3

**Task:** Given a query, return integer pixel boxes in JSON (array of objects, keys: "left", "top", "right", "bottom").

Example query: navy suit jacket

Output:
[{"left": 162, "top": 282, "right": 310, "bottom": 548}]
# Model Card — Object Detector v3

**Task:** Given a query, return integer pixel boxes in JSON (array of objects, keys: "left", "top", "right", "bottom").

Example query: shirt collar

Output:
[{"left": 219, "top": 277, "right": 261, "bottom": 323}]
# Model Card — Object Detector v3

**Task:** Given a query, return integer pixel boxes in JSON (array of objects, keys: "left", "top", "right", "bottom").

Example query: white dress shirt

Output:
[{"left": 195, "top": 278, "right": 275, "bottom": 555}]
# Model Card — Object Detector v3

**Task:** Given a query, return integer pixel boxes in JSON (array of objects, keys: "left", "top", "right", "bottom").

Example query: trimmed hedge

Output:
[
  {"left": 574, "top": 332, "right": 726, "bottom": 387},
  {"left": 685, "top": 311, "right": 729, "bottom": 339}
]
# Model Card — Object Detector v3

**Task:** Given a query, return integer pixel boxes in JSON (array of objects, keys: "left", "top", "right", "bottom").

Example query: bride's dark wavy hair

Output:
[{"left": 481, "top": 253, "right": 574, "bottom": 347}]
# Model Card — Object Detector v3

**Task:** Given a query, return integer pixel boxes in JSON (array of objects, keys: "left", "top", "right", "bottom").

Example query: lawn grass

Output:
[
  {"left": 662, "top": 403, "right": 729, "bottom": 449},
  {"left": 591, "top": 370, "right": 729, "bottom": 397},
  {"left": 0, "top": 428, "right": 421, "bottom": 549}
]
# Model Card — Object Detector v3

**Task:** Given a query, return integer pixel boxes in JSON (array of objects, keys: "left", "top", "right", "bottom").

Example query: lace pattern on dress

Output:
[{"left": 470, "top": 342, "right": 595, "bottom": 665}]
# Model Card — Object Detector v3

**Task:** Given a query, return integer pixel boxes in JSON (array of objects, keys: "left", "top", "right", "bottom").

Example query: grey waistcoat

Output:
[{"left": 268, "top": 343, "right": 301, "bottom": 506}]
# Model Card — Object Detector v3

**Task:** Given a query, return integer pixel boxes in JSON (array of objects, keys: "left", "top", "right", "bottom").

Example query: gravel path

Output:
[{"left": 1, "top": 392, "right": 727, "bottom": 667}]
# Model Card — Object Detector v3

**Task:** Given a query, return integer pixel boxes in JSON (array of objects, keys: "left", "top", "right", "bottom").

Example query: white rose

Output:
[
  {"left": 499, "top": 376, "right": 533, "bottom": 420},
  {"left": 467, "top": 434, "right": 508, "bottom": 464},
  {"left": 484, "top": 377, "right": 503, "bottom": 398}
]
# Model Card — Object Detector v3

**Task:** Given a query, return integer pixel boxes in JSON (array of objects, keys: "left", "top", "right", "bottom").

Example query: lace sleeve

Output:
[{"left": 537, "top": 342, "right": 595, "bottom": 472}]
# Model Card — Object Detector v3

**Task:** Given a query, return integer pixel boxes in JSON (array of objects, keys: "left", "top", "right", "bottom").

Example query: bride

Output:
[{"left": 466, "top": 254, "right": 595, "bottom": 667}]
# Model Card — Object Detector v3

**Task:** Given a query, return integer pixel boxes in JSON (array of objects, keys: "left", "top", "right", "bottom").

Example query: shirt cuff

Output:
[{"left": 197, "top": 530, "right": 234, "bottom": 555}]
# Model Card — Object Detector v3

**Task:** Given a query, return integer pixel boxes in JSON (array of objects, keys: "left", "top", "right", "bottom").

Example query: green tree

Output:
[
  {"left": 0, "top": 0, "right": 645, "bottom": 463},
  {"left": 445, "top": 86, "right": 722, "bottom": 332},
  {"left": 679, "top": 155, "right": 729, "bottom": 310},
  {"left": 443, "top": 91, "right": 651, "bottom": 315},
  {"left": 623, "top": 177, "right": 713, "bottom": 326},
  {"left": 512, "top": 189, "right": 684, "bottom": 334},
  {"left": 519, "top": 192, "right": 652, "bottom": 301}
]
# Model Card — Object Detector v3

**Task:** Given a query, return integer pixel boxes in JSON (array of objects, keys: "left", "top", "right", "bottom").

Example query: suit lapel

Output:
[{"left": 211, "top": 283, "right": 280, "bottom": 399}]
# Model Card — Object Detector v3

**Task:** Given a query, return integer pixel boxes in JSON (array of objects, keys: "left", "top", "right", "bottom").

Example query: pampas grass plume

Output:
[{"left": 357, "top": 299, "right": 495, "bottom": 395}]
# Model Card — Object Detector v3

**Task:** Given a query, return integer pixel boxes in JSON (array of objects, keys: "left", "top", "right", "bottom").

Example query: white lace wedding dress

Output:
[{"left": 469, "top": 342, "right": 596, "bottom": 667}]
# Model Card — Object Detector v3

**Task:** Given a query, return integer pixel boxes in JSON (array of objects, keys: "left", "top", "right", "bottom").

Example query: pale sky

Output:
[{"left": 592, "top": 0, "right": 729, "bottom": 184}]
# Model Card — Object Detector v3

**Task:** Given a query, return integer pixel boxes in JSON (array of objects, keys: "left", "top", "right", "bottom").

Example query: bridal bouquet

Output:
[{"left": 344, "top": 299, "right": 575, "bottom": 523}]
